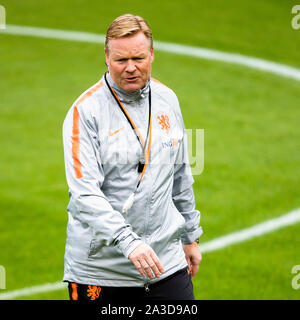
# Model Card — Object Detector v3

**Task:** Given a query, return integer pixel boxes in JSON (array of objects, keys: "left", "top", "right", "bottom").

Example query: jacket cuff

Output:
[
  {"left": 117, "top": 232, "right": 143, "bottom": 258},
  {"left": 122, "top": 239, "right": 143, "bottom": 259},
  {"left": 181, "top": 226, "right": 203, "bottom": 245}
]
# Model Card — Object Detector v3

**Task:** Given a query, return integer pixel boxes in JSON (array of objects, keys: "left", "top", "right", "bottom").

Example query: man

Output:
[{"left": 63, "top": 14, "right": 203, "bottom": 301}]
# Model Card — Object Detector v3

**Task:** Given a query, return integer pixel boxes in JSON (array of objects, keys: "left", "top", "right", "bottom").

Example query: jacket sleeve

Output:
[
  {"left": 172, "top": 99, "right": 203, "bottom": 245},
  {"left": 63, "top": 100, "right": 142, "bottom": 258}
]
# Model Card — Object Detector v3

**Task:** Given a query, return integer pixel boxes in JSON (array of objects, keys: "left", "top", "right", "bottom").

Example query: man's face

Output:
[{"left": 105, "top": 31, "right": 154, "bottom": 92}]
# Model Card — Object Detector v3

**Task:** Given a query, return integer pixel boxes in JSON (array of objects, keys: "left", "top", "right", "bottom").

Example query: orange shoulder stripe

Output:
[
  {"left": 76, "top": 81, "right": 104, "bottom": 106},
  {"left": 71, "top": 81, "right": 103, "bottom": 179}
]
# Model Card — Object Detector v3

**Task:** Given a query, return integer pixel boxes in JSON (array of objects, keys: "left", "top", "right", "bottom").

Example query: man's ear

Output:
[
  {"left": 150, "top": 47, "right": 154, "bottom": 63},
  {"left": 105, "top": 48, "right": 109, "bottom": 68}
]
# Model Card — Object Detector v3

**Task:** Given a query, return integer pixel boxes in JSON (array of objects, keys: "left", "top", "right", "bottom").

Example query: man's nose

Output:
[{"left": 125, "top": 59, "right": 136, "bottom": 73}]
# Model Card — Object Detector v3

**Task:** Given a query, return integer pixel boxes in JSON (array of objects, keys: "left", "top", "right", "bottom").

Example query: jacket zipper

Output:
[
  {"left": 144, "top": 283, "right": 150, "bottom": 292},
  {"left": 143, "top": 130, "right": 153, "bottom": 293}
]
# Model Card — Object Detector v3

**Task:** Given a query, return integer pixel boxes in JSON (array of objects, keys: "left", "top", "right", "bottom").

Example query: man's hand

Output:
[
  {"left": 183, "top": 242, "right": 202, "bottom": 280},
  {"left": 128, "top": 243, "right": 164, "bottom": 279}
]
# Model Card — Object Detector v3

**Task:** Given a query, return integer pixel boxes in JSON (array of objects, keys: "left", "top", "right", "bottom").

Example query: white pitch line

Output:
[
  {"left": 1, "top": 207, "right": 300, "bottom": 300},
  {"left": 1, "top": 24, "right": 106, "bottom": 44},
  {"left": 1, "top": 24, "right": 300, "bottom": 82},
  {"left": 0, "top": 281, "right": 67, "bottom": 300},
  {"left": 199, "top": 207, "right": 300, "bottom": 253}
]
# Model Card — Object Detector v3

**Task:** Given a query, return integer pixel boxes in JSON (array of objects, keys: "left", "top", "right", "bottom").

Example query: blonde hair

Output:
[{"left": 105, "top": 14, "right": 153, "bottom": 52}]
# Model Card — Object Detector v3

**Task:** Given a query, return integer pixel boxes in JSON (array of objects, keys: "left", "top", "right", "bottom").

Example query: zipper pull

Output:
[{"left": 144, "top": 284, "right": 150, "bottom": 292}]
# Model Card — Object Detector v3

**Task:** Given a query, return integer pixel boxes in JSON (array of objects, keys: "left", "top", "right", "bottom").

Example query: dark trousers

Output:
[{"left": 68, "top": 267, "right": 194, "bottom": 301}]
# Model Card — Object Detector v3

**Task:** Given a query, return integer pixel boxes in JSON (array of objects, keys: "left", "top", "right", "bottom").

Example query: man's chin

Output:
[
  {"left": 121, "top": 78, "right": 148, "bottom": 92},
  {"left": 122, "top": 83, "right": 144, "bottom": 92}
]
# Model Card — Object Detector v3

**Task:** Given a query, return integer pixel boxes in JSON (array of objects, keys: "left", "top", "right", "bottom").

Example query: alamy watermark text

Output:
[
  {"left": 0, "top": 265, "right": 6, "bottom": 289},
  {"left": 292, "top": 265, "right": 300, "bottom": 290},
  {"left": 291, "top": 5, "right": 300, "bottom": 29},
  {"left": 0, "top": 5, "right": 6, "bottom": 29}
]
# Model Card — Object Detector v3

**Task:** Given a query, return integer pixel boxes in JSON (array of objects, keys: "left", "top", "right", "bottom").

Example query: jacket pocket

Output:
[
  {"left": 170, "top": 200, "right": 186, "bottom": 241},
  {"left": 88, "top": 236, "right": 108, "bottom": 258},
  {"left": 88, "top": 238, "right": 98, "bottom": 257}
]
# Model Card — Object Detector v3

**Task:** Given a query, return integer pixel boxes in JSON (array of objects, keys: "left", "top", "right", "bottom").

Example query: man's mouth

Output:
[{"left": 125, "top": 76, "right": 138, "bottom": 82}]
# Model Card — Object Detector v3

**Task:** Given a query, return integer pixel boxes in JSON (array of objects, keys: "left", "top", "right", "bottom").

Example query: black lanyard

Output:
[{"left": 104, "top": 73, "right": 152, "bottom": 183}]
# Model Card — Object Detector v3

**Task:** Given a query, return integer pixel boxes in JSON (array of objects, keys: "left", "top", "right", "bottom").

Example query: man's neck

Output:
[{"left": 106, "top": 72, "right": 150, "bottom": 103}]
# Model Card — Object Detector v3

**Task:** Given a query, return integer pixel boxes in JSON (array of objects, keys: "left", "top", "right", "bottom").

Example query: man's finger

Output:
[
  {"left": 140, "top": 258, "right": 155, "bottom": 279},
  {"left": 149, "top": 251, "right": 164, "bottom": 275},
  {"left": 146, "top": 256, "right": 161, "bottom": 278},
  {"left": 133, "top": 260, "right": 146, "bottom": 277},
  {"left": 185, "top": 256, "right": 191, "bottom": 272},
  {"left": 190, "top": 254, "right": 202, "bottom": 280}
]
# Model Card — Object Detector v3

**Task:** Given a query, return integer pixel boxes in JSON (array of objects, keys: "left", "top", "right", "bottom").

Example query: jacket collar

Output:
[{"left": 105, "top": 72, "right": 150, "bottom": 104}]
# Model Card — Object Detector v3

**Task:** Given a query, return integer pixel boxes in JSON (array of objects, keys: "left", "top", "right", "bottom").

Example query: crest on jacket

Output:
[{"left": 156, "top": 113, "right": 170, "bottom": 135}]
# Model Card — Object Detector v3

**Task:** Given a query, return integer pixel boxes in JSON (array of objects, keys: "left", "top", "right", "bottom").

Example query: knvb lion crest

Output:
[
  {"left": 87, "top": 285, "right": 101, "bottom": 300},
  {"left": 157, "top": 114, "right": 170, "bottom": 135}
]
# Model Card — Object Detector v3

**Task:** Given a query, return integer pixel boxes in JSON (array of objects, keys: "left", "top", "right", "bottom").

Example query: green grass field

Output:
[{"left": 0, "top": 0, "right": 300, "bottom": 300}]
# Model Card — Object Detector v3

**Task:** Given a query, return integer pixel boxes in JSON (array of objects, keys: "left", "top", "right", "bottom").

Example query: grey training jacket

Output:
[{"left": 62, "top": 73, "right": 203, "bottom": 287}]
